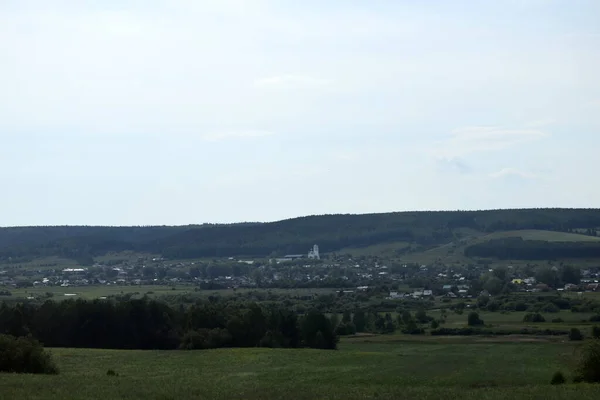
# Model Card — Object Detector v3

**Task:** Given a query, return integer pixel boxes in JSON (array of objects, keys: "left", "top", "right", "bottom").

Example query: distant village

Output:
[{"left": 1, "top": 243, "right": 600, "bottom": 299}]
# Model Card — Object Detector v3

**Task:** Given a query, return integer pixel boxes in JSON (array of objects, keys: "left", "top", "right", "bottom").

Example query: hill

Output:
[{"left": 1, "top": 208, "right": 600, "bottom": 263}]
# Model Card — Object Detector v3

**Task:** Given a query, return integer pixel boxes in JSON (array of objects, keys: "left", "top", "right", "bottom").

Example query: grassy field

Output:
[
  {"left": 477, "top": 230, "right": 600, "bottom": 243},
  {"left": 1, "top": 337, "right": 600, "bottom": 400},
  {"left": 3, "top": 284, "right": 338, "bottom": 300}
]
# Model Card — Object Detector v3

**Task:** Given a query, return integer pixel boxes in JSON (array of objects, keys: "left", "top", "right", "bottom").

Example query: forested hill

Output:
[{"left": 1, "top": 208, "right": 600, "bottom": 262}]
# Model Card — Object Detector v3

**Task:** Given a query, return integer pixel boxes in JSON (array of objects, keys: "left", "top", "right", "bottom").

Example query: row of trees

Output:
[{"left": 0, "top": 298, "right": 338, "bottom": 350}]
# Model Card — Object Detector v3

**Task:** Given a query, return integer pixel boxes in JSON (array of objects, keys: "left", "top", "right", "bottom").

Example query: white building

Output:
[{"left": 308, "top": 244, "right": 320, "bottom": 260}]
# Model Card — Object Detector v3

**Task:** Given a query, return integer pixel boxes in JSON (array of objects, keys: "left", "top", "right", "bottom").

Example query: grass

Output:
[
  {"left": 1, "top": 338, "right": 600, "bottom": 399},
  {"left": 477, "top": 230, "right": 600, "bottom": 243},
  {"left": 4, "top": 284, "right": 338, "bottom": 300}
]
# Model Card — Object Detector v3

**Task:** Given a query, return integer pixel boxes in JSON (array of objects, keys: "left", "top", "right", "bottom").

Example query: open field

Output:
[
  {"left": 1, "top": 337, "right": 600, "bottom": 400},
  {"left": 429, "top": 309, "right": 600, "bottom": 335},
  {"left": 477, "top": 230, "right": 600, "bottom": 243},
  {"left": 1, "top": 284, "right": 339, "bottom": 300}
]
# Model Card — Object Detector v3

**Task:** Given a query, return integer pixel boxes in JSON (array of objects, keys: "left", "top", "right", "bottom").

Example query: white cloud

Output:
[
  {"left": 201, "top": 130, "right": 275, "bottom": 142},
  {"left": 489, "top": 168, "right": 538, "bottom": 179},
  {"left": 254, "top": 75, "right": 331, "bottom": 87},
  {"left": 432, "top": 126, "right": 548, "bottom": 158}
]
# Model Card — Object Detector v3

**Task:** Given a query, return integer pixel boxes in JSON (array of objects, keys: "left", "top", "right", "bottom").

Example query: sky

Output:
[{"left": 1, "top": 0, "right": 599, "bottom": 226}]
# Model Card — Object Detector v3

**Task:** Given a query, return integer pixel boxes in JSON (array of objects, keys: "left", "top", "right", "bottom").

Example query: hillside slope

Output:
[{"left": 1, "top": 208, "right": 600, "bottom": 262}]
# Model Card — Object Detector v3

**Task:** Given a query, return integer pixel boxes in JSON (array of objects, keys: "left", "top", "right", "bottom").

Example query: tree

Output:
[
  {"left": 550, "top": 371, "right": 566, "bottom": 385},
  {"left": 329, "top": 314, "right": 340, "bottom": 331},
  {"left": 536, "top": 267, "right": 560, "bottom": 288},
  {"left": 352, "top": 310, "right": 367, "bottom": 332},
  {"left": 574, "top": 339, "right": 600, "bottom": 383},
  {"left": 492, "top": 266, "right": 508, "bottom": 281},
  {"left": 415, "top": 309, "right": 429, "bottom": 324},
  {"left": 523, "top": 313, "right": 545, "bottom": 323},
  {"left": 560, "top": 265, "right": 581, "bottom": 285},
  {"left": 483, "top": 277, "right": 504, "bottom": 296},
  {"left": 401, "top": 310, "right": 413, "bottom": 325},
  {"left": 467, "top": 312, "right": 484, "bottom": 326},
  {"left": 300, "top": 309, "right": 337, "bottom": 350},
  {"left": 569, "top": 328, "right": 584, "bottom": 341},
  {"left": 142, "top": 266, "right": 156, "bottom": 278},
  {"left": 342, "top": 311, "right": 352, "bottom": 324},
  {"left": 0, "top": 334, "right": 59, "bottom": 374}
]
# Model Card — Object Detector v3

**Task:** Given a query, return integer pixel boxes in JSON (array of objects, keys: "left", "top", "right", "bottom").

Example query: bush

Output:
[
  {"left": 551, "top": 318, "right": 564, "bottom": 323},
  {"left": 541, "top": 303, "right": 560, "bottom": 313},
  {"left": 589, "top": 315, "right": 600, "bottom": 322},
  {"left": 514, "top": 302, "right": 528, "bottom": 312},
  {"left": 467, "top": 312, "right": 484, "bottom": 326},
  {"left": 550, "top": 371, "right": 566, "bottom": 385},
  {"left": 523, "top": 313, "right": 546, "bottom": 323},
  {"left": 0, "top": 334, "right": 59, "bottom": 374},
  {"left": 573, "top": 339, "right": 600, "bottom": 383},
  {"left": 592, "top": 326, "right": 600, "bottom": 339},
  {"left": 569, "top": 328, "right": 584, "bottom": 341}
]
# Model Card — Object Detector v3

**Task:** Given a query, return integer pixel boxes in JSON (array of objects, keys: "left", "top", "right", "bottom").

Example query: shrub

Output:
[
  {"left": 569, "top": 328, "right": 584, "bottom": 341},
  {"left": 550, "top": 371, "right": 566, "bottom": 385},
  {"left": 589, "top": 315, "right": 600, "bottom": 322},
  {"left": 467, "top": 312, "right": 484, "bottom": 326},
  {"left": 551, "top": 318, "right": 564, "bottom": 323},
  {"left": 523, "top": 313, "right": 546, "bottom": 323},
  {"left": 541, "top": 303, "right": 560, "bottom": 313},
  {"left": 106, "top": 369, "right": 119, "bottom": 376},
  {"left": 514, "top": 302, "right": 528, "bottom": 312},
  {"left": 573, "top": 339, "right": 600, "bottom": 383},
  {"left": 0, "top": 334, "right": 59, "bottom": 374},
  {"left": 592, "top": 326, "right": 600, "bottom": 339}
]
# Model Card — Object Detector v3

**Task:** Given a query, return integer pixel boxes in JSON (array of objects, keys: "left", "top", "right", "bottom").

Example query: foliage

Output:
[
  {"left": 592, "top": 326, "right": 600, "bottom": 339},
  {"left": 0, "top": 334, "right": 59, "bottom": 374},
  {"left": 467, "top": 312, "right": 484, "bottom": 326},
  {"left": 523, "top": 313, "right": 546, "bottom": 323},
  {"left": 574, "top": 339, "right": 600, "bottom": 383},
  {"left": 300, "top": 309, "right": 338, "bottom": 349},
  {"left": 3, "top": 208, "right": 600, "bottom": 260},
  {"left": 550, "top": 371, "right": 566, "bottom": 385},
  {"left": 0, "top": 298, "right": 323, "bottom": 350},
  {"left": 569, "top": 328, "right": 584, "bottom": 341}
]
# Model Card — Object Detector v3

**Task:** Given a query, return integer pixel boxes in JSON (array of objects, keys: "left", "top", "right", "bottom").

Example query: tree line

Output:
[{"left": 0, "top": 298, "right": 338, "bottom": 351}]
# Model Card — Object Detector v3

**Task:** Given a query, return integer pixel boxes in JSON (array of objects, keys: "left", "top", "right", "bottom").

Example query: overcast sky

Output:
[{"left": 1, "top": 0, "right": 599, "bottom": 226}]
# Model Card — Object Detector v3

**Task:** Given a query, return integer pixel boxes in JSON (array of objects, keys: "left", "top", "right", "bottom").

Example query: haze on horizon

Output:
[{"left": 1, "top": 0, "right": 599, "bottom": 227}]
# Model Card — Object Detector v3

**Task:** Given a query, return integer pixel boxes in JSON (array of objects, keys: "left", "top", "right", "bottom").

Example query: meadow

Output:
[
  {"left": 4, "top": 284, "right": 338, "bottom": 300},
  {"left": 1, "top": 336, "right": 600, "bottom": 400}
]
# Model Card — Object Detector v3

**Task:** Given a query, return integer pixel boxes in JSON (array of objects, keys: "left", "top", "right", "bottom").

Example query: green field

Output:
[
  {"left": 3, "top": 284, "right": 338, "bottom": 300},
  {"left": 476, "top": 230, "right": 600, "bottom": 243},
  {"left": 1, "top": 337, "right": 600, "bottom": 400}
]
